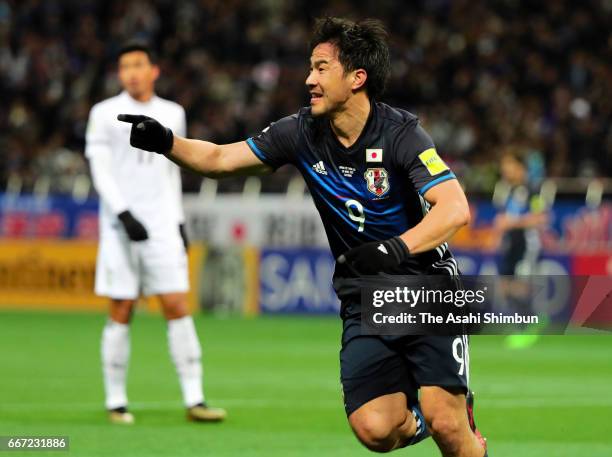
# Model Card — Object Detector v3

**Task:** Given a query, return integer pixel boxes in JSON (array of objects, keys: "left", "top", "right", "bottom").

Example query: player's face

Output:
[
  {"left": 306, "top": 43, "right": 355, "bottom": 117},
  {"left": 501, "top": 156, "right": 526, "bottom": 184},
  {"left": 118, "top": 51, "right": 159, "bottom": 100}
]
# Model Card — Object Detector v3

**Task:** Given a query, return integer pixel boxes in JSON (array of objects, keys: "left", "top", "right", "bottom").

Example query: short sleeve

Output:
[
  {"left": 394, "top": 123, "right": 456, "bottom": 196},
  {"left": 246, "top": 114, "right": 299, "bottom": 171}
]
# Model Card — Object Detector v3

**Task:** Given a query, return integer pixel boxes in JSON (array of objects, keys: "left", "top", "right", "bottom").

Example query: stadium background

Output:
[{"left": 0, "top": 1, "right": 611, "bottom": 456}]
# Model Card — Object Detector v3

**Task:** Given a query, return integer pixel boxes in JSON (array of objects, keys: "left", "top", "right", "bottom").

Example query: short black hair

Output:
[
  {"left": 310, "top": 17, "right": 390, "bottom": 99},
  {"left": 502, "top": 150, "right": 528, "bottom": 168},
  {"left": 117, "top": 41, "right": 157, "bottom": 63}
]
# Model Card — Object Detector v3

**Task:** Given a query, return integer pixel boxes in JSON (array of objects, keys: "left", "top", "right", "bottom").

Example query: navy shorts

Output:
[{"left": 340, "top": 315, "right": 470, "bottom": 416}]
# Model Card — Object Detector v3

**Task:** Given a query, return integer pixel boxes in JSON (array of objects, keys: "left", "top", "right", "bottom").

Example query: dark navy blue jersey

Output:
[{"left": 247, "top": 101, "right": 459, "bottom": 275}]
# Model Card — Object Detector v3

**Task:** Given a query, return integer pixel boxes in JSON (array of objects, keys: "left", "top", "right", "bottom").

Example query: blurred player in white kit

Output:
[{"left": 85, "top": 42, "right": 226, "bottom": 424}]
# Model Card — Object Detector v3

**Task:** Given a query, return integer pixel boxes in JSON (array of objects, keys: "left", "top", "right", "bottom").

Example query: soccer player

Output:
[
  {"left": 494, "top": 151, "right": 549, "bottom": 349},
  {"left": 85, "top": 42, "right": 226, "bottom": 424},
  {"left": 118, "top": 19, "right": 487, "bottom": 456},
  {"left": 495, "top": 151, "right": 547, "bottom": 277}
]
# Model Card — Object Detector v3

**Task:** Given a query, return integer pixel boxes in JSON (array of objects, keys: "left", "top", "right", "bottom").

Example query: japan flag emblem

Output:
[{"left": 366, "top": 148, "right": 383, "bottom": 162}]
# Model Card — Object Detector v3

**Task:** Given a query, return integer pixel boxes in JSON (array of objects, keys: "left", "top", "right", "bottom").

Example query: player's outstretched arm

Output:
[
  {"left": 171, "top": 137, "right": 272, "bottom": 178},
  {"left": 400, "top": 179, "right": 470, "bottom": 253},
  {"left": 117, "top": 114, "right": 273, "bottom": 178}
]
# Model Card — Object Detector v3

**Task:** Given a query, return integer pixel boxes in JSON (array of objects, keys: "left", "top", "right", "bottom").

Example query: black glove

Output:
[
  {"left": 179, "top": 223, "right": 189, "bottom": 250},
  {"left": 117, "top": 114, "right": 173, "bottom": 154},
  {"left": 118, "top": 210, "right": 149, "bottom": 241},
  {"left": 337, "top": 237, "right": 411, "bottom": 275}
]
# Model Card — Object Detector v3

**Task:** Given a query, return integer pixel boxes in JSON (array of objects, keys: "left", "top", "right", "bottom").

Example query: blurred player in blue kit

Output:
[
  {"left": 118, "top": 18, "right": 488, "bottom": 456},
  {"left": 494, "top": 151, "right": 549, "bottom": 349}
]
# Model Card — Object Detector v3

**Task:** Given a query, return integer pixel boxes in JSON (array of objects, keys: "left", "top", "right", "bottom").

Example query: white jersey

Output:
[{"left": 85, "top": 91, "right": 186, "bottom": 238}]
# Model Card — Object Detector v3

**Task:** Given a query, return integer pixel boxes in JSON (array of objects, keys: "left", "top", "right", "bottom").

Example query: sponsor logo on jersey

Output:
[
  {"left": 312, "top": 161, "right": 328, "bottom": 175},
  {"left": 418, "top": 148, "right": 449, "bottom": 175},
  {"left": 366, "top": 148, "right": 383, "bottom": 162},
  {"left": 339, "top": 165, "right": 356, "bottom": 178},
  {"left": 364, "top": 168, "right": 390, "bottom": 196}
]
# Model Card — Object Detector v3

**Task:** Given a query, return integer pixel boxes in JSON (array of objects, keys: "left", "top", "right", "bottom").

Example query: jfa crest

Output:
[{"left": 364, "top": 168, "right": 390, "bottom": 197}]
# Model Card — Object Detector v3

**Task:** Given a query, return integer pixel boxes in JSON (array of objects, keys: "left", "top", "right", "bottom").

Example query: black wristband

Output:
[
  {"left": 387, "top": 236, "right": 411, "bottom": 263},
  {"left": 160, "top": 126, "right": 174, "bottom": 154}
]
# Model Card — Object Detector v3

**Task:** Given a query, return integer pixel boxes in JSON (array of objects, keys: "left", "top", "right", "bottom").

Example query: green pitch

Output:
[{"left": 1, "top": 311, "right": 611, "bottom": 457}]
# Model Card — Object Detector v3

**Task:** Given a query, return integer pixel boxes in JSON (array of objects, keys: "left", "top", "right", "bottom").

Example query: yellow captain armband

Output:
[{"left": 418, "top": 148, "right": 449, "bottom": 176}]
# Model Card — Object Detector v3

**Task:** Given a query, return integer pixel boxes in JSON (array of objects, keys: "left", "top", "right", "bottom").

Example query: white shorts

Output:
[{"left": 94, "top": 228, "right": 189, "bottom": 299}]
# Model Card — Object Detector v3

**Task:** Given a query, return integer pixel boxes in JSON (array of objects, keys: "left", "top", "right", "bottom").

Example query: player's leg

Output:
[
  {"left": 341, "top": 330, "right": 428, "bottom": 452},
  {"left": 142, "top": 227, "right": 224, "bottom": 421},
  {"left": 158, "top": 292, "right": 203, "bottom": 407},
  {"left": 349, "top": 392, "right": 428, "bottom": 452},
  {"left": 406, "top": 336, "right": 487, "bottom": 457},
  {"left": 420, "top": 386, "right": 485, "bottom": 457},
  {"left": 102, "top": 298, "right": 136, "bottom": 424},
  {"left": 143, "top": 232, "right": 206, "bottom": 410},
  {"left": 505, "top": 235, "right": 542, "bottom": 349},
  {"left": 96, "top": 233, "right": 139, "bottom": 424},
  {"left": 158, "top": 292, "right": 226, "bottom": 421},
  {"left": 109, "top": 298, "right": 136, "bottom": 323},
  {"left": 142, "top": 231, "right": 225, "bottom": 421},
  {"left": 139, "top": 233, "right": 202, "bottom": 408}
]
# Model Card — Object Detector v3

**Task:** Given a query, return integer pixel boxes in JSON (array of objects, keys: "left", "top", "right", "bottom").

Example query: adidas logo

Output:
[{"left": 312, "top": 161, "right": 328, "bottom": 175}]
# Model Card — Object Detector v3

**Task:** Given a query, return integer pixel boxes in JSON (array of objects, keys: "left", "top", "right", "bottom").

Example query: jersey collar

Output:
[
  {"left": 327, "top": 99, "right": 377, "bottom": 155},
  {"left": 120, "top": 90, "right": 158, "bottom": 106}
]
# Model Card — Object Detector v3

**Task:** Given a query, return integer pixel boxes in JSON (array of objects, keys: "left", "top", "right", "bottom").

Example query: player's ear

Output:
[
  {"left": 151, "top": 64, "right": 160, "bottom": 82},
  {"left": 351, "top": 69, "right": 367, "bottom": 92}
]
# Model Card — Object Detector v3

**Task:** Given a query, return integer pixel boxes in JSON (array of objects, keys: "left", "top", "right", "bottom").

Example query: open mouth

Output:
[{"left": 310, "top": 93, "right": 323, "bottom": 104}]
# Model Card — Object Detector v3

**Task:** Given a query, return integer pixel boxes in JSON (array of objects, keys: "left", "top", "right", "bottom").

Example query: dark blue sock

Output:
[{"left": 404, "top": 403, "right": 431, "bottom": 446}]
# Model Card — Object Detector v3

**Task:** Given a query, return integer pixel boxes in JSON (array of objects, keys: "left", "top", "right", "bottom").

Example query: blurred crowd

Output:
[{"left": 0, "top": 0, "right": 610, "bottom": 194}]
